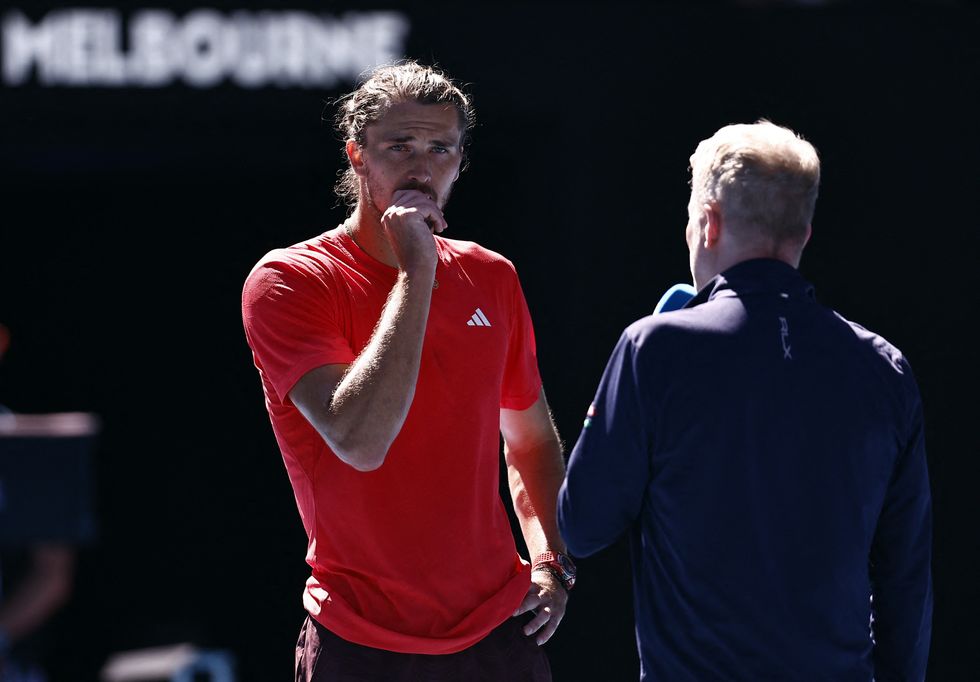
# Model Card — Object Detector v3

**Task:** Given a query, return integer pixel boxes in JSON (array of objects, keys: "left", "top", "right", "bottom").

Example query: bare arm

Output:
[
  {"left": 290, "top": 270, "right": 433, "bottom": 470},
  {"left": 501, "top": 389, "right": 567, "bottom": 560},
  {"left": 289, "top": 191, "right": 442, "bottom": 471},
  {"left": 501, "top": 389, "right": 569, "bottom": 644}
]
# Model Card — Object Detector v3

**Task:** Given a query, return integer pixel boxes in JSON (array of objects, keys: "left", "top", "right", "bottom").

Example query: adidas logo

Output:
[{"left": 466, "top": 308, "right": 492, "bottom": 327}]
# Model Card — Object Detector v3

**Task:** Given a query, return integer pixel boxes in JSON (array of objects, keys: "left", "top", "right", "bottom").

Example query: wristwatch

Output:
[{"left": 531, "top": 551, "right": 577, "bottom": 591}]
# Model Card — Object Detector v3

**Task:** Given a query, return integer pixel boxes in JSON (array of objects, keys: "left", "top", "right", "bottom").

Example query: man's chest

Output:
[{"left": 340, "top": 262, "right": 512, "bottom": 384}]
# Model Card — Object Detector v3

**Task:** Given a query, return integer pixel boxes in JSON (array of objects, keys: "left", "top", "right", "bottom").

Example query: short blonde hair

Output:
[{"left": 690, "top": 120, "right": 820, "bottom": 244}]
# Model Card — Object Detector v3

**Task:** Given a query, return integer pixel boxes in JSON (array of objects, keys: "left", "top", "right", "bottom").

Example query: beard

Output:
[
  {"left": 365, "top": 175, "right": 452, "bottom": 213},
  {"left": 362, "top": 175, "right": 454, "bottom": 232}
]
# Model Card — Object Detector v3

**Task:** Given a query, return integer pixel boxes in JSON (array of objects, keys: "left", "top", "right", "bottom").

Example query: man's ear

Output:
[
  {"left": 703, "top": 203, "right": 722, "bottom": 248},
  {"left": 346, "top": 139, "right": 366, "bottom": 177}
]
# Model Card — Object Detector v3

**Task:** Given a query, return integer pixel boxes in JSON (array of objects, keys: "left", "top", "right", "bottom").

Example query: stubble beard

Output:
[{"left": 363, "top": 174, "right": 454, "bottom": 229}]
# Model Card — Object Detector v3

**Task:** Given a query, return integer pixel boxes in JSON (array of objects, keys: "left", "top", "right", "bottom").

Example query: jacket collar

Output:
[{"left": 686, "top": 258, "right": 815, "bottom": 308}]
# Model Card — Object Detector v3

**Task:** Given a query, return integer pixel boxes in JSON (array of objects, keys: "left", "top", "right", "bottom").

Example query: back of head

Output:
[
  {"left": 333, "top": 60, "right": 475, "bottom": 207},
  {"left": 690, "top": 120, "right": 820, "bottom": 247}
]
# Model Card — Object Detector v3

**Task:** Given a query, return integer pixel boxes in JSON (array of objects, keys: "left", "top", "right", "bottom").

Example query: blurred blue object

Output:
[
  {"left": 653, "top": 283, "right": 697, "bottom": 314},
  {"left": 0, "top": 412, "right": 100, "bottom": 546}
]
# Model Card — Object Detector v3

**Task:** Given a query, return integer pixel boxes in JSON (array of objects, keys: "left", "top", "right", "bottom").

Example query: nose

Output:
[{"left": 407, "top": 157, "right": 432, "bottom": 185}]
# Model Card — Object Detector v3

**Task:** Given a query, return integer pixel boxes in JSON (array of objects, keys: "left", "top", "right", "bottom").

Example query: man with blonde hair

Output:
[{"left": 559, "top": 120, "right": 933, "bottom": 680}]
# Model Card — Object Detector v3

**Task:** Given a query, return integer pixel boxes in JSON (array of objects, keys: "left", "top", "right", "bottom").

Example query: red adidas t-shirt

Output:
[{"left": 241, "top": 227, "right": 542, "bottom": 654}]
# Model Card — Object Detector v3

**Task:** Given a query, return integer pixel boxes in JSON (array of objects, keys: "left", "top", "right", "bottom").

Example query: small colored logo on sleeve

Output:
[{"left": 583, "top": 403, "right": 597, "bottom": 428}]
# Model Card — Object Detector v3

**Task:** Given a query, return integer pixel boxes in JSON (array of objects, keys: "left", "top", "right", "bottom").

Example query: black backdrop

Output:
[{"left": 2, "top": 1, "right": 978, "bottom": 680}]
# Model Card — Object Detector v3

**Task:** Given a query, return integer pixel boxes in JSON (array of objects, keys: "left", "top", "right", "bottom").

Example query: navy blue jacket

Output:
[{"left": 558, "top": 259, "right": 932, "bottom": 681}]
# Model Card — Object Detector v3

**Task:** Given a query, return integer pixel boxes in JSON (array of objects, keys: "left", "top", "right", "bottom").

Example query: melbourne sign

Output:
[{"left": 2, "top": 8, "right": 410, "bottom": 88}]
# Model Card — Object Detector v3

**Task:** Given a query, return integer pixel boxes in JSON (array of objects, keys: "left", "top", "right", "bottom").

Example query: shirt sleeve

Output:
[
  {"left": 869, "top": 364, "right": 933, "bottom": 682},
  {"left": 499, "top": 266, "right": 542, "bottom": 411},
  {"left": 241, "top": 254, "right": 356, "bottom": 404},
  {"left": 558, "top": 327, "right": 654, "bottom": 558}
]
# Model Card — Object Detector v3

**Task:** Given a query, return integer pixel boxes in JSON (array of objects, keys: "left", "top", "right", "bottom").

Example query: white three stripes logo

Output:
[{"left": 466, "top": 308, "right": 492, "bottom": 327}]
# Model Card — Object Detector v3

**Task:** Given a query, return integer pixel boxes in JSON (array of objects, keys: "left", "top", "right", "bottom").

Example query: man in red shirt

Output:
[{"left": 242, "top": 60, "right": 574, "bottom": 681}]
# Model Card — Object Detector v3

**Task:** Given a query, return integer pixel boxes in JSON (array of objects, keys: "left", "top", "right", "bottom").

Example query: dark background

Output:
[{"left": 1, "top": 0, "right": 978, "bottom": 679}]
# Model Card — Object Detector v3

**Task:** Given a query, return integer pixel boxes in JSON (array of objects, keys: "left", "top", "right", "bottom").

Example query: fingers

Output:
[
  {"left": 380, "top": 189, "right": 444, "bottom": 273},
  {"left": 388, "top": 189, "right": 447, "bottom": 233},
  {"left": 521, "top": 600, "right": 565, "bottom": 646},
  {"left": 513, "top": 589, "right": 542, "bottom": 617},
  {"left": 512, "top": 579, "right": 568, "bottom": 646},
  {"left": 391, "top": 188, "right": 436, "bottom": 206},
  {"left": 523, "top": 605, "right": 552, "bottom": 637},
  {"left": 529, "top": 606, "right": 564, "bottom": 646}
]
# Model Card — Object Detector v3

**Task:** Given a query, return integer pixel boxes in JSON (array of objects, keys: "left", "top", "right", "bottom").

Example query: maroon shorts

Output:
[{"left": 294, "top": 614, "right": 552, "bottom": 682}]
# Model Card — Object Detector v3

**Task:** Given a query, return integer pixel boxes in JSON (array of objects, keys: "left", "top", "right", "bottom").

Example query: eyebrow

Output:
[{"left": 383, "top": 133, "right": 458, "bottom": 148}]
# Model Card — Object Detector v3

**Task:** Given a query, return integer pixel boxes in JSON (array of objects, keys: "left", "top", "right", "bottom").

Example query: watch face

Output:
[{"left": 557, "top": 554, "right": 576, "bottom": 576}]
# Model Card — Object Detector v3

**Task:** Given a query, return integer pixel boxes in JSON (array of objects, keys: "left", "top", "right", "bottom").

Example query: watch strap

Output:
[{"left": 531, "top": 551, "right": 576, "bottom": 591}]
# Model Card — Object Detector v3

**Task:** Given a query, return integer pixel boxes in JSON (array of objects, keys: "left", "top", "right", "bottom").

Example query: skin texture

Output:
[
  {"left": 503, "top": 390, "right": 569, "bottom": 644},
  {"left": 288, "top": 100, "right": 569, "bottom": 643},
  {"left": 686, "top": 196, "right": 810, "bottom": 290}
]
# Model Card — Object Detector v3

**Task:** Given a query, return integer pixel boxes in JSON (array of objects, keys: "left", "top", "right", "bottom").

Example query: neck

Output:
[{"left": 345, "top": 205, "right": 399, "bottom": 268}]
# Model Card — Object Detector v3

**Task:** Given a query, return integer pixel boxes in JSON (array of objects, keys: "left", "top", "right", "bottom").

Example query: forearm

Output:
[
  {"left": 506, "top": 438, "right": 567, "bottom": 559},
  {"left": 322, "top": 269, "right": 433, "bottom": 470}
]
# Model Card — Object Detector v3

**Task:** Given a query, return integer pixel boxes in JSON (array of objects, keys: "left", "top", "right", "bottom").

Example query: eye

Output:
[
  {"left": 431, "top": 145, "right": 449, "bottom": 154},
  {"left": 389, "top": 144, "right": 409, "bottom": 152}
]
